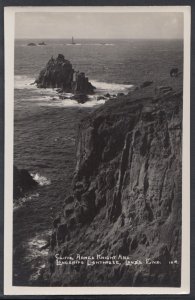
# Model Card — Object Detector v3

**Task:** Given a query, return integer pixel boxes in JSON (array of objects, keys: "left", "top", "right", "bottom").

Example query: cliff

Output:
[
  {"left": 48, "top": 86, "right": 182, "bottom": 287},
  {"left": 35, "top": 54, "right": 95, "bottom": 95}
]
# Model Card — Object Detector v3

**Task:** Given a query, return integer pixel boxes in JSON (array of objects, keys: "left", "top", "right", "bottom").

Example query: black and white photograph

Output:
[{"left": 3, "top": 6, "right": 190, "bottom": 295}]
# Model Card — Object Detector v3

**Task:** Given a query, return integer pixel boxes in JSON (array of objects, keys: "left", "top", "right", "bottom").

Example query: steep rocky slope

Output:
[{"left": 48, "top": 86, "right": 182, "bottom": 287}]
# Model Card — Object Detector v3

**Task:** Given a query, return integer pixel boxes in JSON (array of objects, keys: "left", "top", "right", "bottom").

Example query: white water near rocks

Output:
[
  {"left": 31, "top": 173, "right": 51, "bottom": 186},
  {"left": 14, "top": 75, "right": 133, "bottom": 108}
]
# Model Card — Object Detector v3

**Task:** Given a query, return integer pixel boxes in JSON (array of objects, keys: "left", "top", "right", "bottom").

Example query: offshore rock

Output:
[
  {"left": 27, "top": 43, "right": 37, "bottom": 46},
  {"left": 35, "top": 54, "right": 95, "bottom": 95},
  {"left": 48, "top": 86, "right": 182, "bottom": 287},
  {"left": 13, "top": 165, "right": 37, "bottom": 199},
  {"left": 38, "top": 41, "right": 46, "bottom": 45},
  {"left": 72, "top": 71, "right": 95, "bottom": 94},
  {"left": 70, "top": 94, "right": 89, "bottom": 104}
]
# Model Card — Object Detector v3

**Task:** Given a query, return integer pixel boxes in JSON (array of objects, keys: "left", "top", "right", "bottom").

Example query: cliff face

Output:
[{"left": 48, "top": 88, "right": 182, "bottom": 287}]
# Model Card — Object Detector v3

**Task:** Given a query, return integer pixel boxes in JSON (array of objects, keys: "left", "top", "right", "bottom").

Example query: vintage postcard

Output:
[{"left": 4, "top": 5, "right": 190, "bottom": 295}]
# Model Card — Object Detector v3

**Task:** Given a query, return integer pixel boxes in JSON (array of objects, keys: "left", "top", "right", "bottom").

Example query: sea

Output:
[{"left": 13, "top": 38, "right": 183, "bottom": 285}]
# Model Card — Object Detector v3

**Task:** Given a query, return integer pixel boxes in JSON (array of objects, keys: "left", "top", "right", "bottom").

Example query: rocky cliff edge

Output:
[{"left": 47, "top": 85, "right": 182, "bottom": 287}]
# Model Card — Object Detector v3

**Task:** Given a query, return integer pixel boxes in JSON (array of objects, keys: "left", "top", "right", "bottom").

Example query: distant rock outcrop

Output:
[
  {"left": 170, "top": 68, "right": 179, "bottom": 77},
  {"left": 13, "top": 166, "right": 37, "bottom": 199},
  {"left": 38, "top": 42, "right": 46, "bottom": 45},
  {"left": 47, "top": 86, "right": 182, "bottom": 287},
  {"left": 27, "top": 43, "right": 37, "bottom": 46},
  {"left": 35, "top": 54, "right": 95, "bottom": 96}
]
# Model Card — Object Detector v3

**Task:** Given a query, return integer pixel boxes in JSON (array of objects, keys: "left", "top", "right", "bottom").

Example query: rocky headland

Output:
[
  {"left": 46, "top": 81, "right": 182, "bottom": 287},
  {"left": 35, "top": 54, "right": 95, "bottom": 101}
]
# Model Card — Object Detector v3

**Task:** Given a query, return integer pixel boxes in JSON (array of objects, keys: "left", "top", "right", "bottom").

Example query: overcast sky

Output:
[{"left": 15, "top": 12, "right": 183, "bottom": 39}]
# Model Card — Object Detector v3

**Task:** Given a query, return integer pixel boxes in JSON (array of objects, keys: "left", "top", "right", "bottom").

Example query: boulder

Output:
[
  {"left": 97, "top": 96, "right": 106, "bottom": 101},
  {"left": 70, "top": 94, "right": 89, "bottom": 104},
  {"left": 104, "top": 93, "right": 110, "bottom": 97}
]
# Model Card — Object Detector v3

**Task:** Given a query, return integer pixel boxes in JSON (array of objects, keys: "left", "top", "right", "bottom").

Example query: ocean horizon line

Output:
[{"left": 15, "top": 37, "right": 184, "bottom": 41}]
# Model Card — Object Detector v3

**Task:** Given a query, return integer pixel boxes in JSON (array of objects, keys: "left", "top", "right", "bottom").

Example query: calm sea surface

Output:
[{"left": 13, "top": 39, "right": 183, "bottom": 285}]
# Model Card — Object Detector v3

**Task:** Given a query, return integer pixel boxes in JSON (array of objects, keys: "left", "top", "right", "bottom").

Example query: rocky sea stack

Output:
[
  {"left": 47, "top": 84, "right": 182, "bottom": 287},
  {"left": 35, "top": 54, "right": 95, "bottom": 96}
]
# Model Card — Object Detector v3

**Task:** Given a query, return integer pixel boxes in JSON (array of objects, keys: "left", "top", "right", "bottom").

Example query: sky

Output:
[{"left": 15, "top": 12, "right": 184, "bottom": 40}]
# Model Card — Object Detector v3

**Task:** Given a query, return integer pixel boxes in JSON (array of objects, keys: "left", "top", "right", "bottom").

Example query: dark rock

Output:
[
  {"left": 56, "top": 223, "right": 67, "bottom": 244},
  {"left": 170, "top": 68, "right": 179, "bottom": 77},
  {"left": 140, "top": 81, "right": 153, "bottom": 88},
  {"left": 35, "top": 54, "right": 74, "bottom": 90},
  {"left": 130, "top": 236, "right": 138, "bottom": 251},
  {"left": 35, "top": 54, "right": 95, "bottom": 95},
  {"left": 50, "top": 233, "right": 56, "bottom": 251},
  {"left": 68, "top": 217, "right": 76, "bottom": 229},
  {"left": 117, "top": 92, "right": 125, "bottom": 97},
  {"left": 72, "top": 71, "right": 95, "bottom": 94},
  {"left": 70, "top": 94, "right": 88, "bottom": 104},
  {"left": 38, "top": 42, "right": 46, "bottom": 45},
  {"left": 140, "top": 234, "right": 147, "bottom": 245},
  {"left": 27, "top": 43, "right": 37, "bottom": 46},
  {"left": 53, "top": 216, "right": 61, "bottom": 229},
  {"left": 13, "top": 165, "right": 37, "bottom": 199},
  {"left": 104, "top": 93, "right": 110, "bottom": 97},
  {"left": 97, "top": 96, "right": 106, "bottom": 101}
]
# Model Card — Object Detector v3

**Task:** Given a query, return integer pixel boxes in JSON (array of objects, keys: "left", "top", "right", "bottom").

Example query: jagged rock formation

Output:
[
  {"left": 13, "top": 166, "right": 37, "bottom": 199},
  {"left": 48, "top": 87, "right": 182, "bottom": 287},
  {"left": 35, "top": 54, "right": 95, "bottom": 95}
]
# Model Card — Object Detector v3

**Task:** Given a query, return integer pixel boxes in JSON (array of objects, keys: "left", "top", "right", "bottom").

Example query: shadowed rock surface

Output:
[
  {"left": 14, "top": 165, "right": 37, "bottom": 199},
  {"left": 35, "top": 54, "right": 95, "bottom": 95},
  {"left": 47, "top": 86, "right": 182, "bottom": 287}
]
